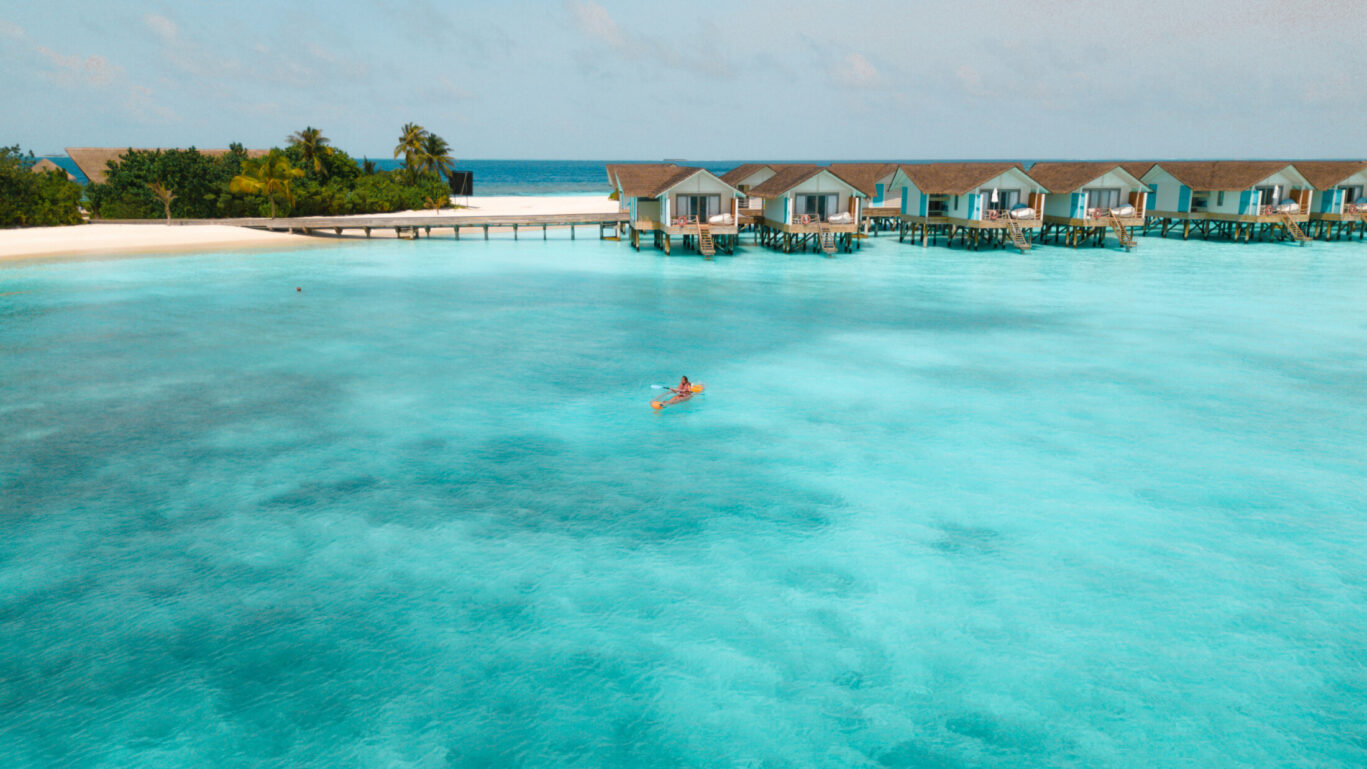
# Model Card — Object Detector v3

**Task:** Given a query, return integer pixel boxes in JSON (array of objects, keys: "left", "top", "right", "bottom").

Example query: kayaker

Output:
[{"left": 673, "top": 375, "right": 692, "bottom": 394}]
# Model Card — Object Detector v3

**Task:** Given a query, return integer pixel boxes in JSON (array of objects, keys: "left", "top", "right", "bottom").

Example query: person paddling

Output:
[{"left": 673, "top": 375, "right": 692, "bottom": 395}]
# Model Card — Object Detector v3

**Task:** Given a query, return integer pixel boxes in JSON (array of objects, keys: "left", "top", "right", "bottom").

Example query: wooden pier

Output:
[{"left": 103, "top": 213, "right": 631, "bottom": 241}]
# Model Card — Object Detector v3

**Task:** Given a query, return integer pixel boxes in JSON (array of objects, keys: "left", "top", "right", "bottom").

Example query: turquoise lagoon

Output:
[{"left": 1, "top": 234, "right": 1364, "bottom": 768}]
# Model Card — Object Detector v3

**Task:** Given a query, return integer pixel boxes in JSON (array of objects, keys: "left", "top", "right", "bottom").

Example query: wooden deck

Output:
[
  {"left": 760, "top": 219, "right": 859, "bottom": 235},
  {"left": 631, "top": 219, "right": 740, "bottom": 237},
  {"left": 1146, "top": 210, "right": 1310, "bottom": 224},
  {"left": 1042, "top": 215, "right": 1144, "bottom": 228},
  {"left": 900, "top": 215, "right": 1043, "bottom": 230}
]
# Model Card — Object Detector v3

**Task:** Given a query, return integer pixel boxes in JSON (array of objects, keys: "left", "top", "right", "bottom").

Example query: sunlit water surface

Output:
[{"left": 2, "top": 234, "right": 1365, "bottom": 768}]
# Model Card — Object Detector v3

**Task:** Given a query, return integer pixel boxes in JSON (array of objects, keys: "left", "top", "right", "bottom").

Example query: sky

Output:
[{"left": 2, "top": 0, "right": 1364, "bottom": 160}]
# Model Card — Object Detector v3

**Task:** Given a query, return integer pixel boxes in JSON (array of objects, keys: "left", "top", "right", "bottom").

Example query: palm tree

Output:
[
  {"left": 229, "top": 151, "right": 305, "bottom": 218},
  {"left": 424, "top": 195, "right": 448, "bottom": 215},
  {"left": 361, "top": 157, "right": 377, "bottom": 175},
  {"left": 288, "top": 126, "right": 332, "bottom": 176},
  {"left": 393, "top": 122, "right": 428, "bottom": 180},
  {"left": 420, "top": 132, "right": 455, "bottom": 179},
  {"left": 148, "top": 182, "right": 176, "bottom": 223}
]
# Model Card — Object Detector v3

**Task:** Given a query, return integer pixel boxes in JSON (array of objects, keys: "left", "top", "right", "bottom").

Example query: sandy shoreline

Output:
[{"left": 0, "top": 195, "right": 618, "bottom": 263}]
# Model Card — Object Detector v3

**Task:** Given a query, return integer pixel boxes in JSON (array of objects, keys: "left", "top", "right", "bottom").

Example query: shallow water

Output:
[{"left": 1, "top": 234, "right": 1365, "bottom": 768}]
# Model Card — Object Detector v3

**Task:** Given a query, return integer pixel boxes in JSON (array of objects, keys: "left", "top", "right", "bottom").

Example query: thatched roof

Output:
[
  {"left": 748, "top": 166, "right": 867, "bottom": 198},
  {"left": 606, "top": 163, "right": 733, "bottom": 199},
  {"left": 66, "top": 146, "right": 267, "bottom": 184},
  {"left": 827, "top": 163, "right": 898, "bottom": 196},
  {"left": 1120, "top": 162, "right": 1156, "bottom": 180},
  {"left": 720, "top": 164, "right": 772, "bottom": 185},
  {"left": 896, "top": 162, "right": 1031, "bottom": 195},
  {"left": 31, "top": 158, "right": 76, "bottom": 180},
  {"left": 1026, "top": 162, "right": 1146, "bottom": 193},
  {"left": 1291, "top": 161, "right": 1367, "bottom": 190},
  {"left": 1149, "top": 161, "right": 1301, "bottom": 191}
]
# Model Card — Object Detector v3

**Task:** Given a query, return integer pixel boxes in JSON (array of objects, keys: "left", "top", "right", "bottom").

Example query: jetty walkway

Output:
[{"left": 100, "top": 213, "right": 631, "bottom": 241}]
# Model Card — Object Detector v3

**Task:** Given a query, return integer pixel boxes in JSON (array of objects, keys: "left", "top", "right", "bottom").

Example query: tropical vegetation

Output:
[
  {"left": 0, "top": 146, "right": 85, "bottom": 227},
  {"left": 229, "top": 150, "right": 306, "bottom": 218},
  {"left": 73, "top": 124, "right": 455, "bottom": 221}
]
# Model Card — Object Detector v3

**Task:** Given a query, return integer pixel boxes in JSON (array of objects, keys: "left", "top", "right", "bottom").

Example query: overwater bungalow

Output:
[
  {"left": 827, "top": 163, "right": 901, "bottom": 232},
  {"left": 1139, "top": 162, "right": 1313, "bottom": 243},
  {"left": 606, "top": 164, "right": 744, "bottom": 257},
  {"left": 1028, "top": 163, "right": 1149, "bottom": 250},
  {"left": 892, "top": 163, "right": 1047, "bottom": 252},
  {"left": 749, "top": 165, "right": 866, "bottom": 255},
  {"left": 1295, "top": 161, "right": 1367, "bottom": 241},
  {"left": 720, "top": 164, "right": 776, "bottom": 212}
]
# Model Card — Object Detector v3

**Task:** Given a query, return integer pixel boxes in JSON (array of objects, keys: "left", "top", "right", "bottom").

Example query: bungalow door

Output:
[
  {"left": 677, "top": 194, "right": 719, "bottom": 222},
  {"left": 1340, "top": 185, "right": 1364, "bottom": 205},
  {"left": 797, "top": 194, "right": 837, "bottom": 220},
  {"left": 979, "top": 188, "right": 1020, "bottom": 211},
  {"left": 1084, "top": 188, "right": 1121, "bottom": 210}
]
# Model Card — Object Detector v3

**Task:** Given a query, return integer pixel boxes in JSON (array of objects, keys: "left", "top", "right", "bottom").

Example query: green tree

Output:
[
  {"left": 287, "top": 126, "right": 332, "bottom": 177},
  {"left": 0, "top": 146, "right": 84, "bottom": 226},
  {"left": 229, "top": 150, "right": 304, "bottom": 217},
  {"left": 419, "top": 132, "right": 454, "bottom": 179},
  {"left": 86, "top": 147, "right": 245, "bottom": 219},
  {"left": 393, "top": 122, "right": 428, "bottom": 182},
  {"left": 148, "top": 182, "right": 176, "bottom": 223}
]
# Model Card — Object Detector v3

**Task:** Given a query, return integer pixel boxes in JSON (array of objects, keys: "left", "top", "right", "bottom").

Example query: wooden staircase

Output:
[
  {"left": 1108, "top": 212, "right": 1136, "bottom": 250},
  {"left": 1004, "top": 219, "right": 1031, "bottom": 252},
  {"left": 696, "top": 222, "right": 715, "bottom": 257},
  {"left": 1280, "top": 213, "right": 1310, "bottom": 244},
  {"left": 817, "top": 222, "right": 836, "bottom": 255}
]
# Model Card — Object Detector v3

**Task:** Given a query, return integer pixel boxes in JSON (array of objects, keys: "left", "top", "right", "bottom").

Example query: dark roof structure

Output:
[{"left": 896, "top": 163, "right": 1033, "bottom": 195}]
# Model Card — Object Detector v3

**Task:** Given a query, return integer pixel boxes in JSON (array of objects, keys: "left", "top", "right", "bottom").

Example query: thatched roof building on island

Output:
[
  {"left": 748, "top": 165, "right": 866, "bottom": 255},
  {"left": 890, "top": 162, "right": 1047, "bottom": 252},
  {"left": 30, "top": 158, "right": 77, "bottom": 181},
  {"left": 1139, "top": 161, "right": 1313, "bottom": 242},
  {"left": 1294, "top": 161, "right": 1367, "bottom": 240},
  {"left": 66, "top": 147, "right": 268, "bottom": 185},
  {"left": 1027, "top": 162, "right": 1148, "bottom": 249},
  {"left": 606, "top": 163, "right": 744, "bottom": 257}
]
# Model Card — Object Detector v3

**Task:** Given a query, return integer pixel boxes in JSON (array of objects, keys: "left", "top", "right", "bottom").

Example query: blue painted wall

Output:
[
  {"left": 919, "top": 194, "right": 928, "bottom": 216},
  {"left": 875, "top": 182, "right": 885, "bottom": 206},
  {"left": 901, "top": 186, "right": 909, "bottom": 215},
  {"left": 1178, "top": 185, "right": 1192, "bottom": 212},
  {"left": 1070, "top": 192, "right": 1086, "bottom": 219},
  {"left": 1238, "top": 190, "right": 1253, "bottom": 215}
]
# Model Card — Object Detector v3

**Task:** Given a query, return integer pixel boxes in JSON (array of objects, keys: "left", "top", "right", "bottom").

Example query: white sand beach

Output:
[{"left": 0, "top": 195, "right": 618, "bottom": 262}]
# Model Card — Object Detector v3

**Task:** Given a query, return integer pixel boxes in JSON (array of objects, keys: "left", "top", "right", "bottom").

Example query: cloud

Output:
[
  {"left": 568, "top": 0, "right": 625, "bottom": 48},
  {"left": 833, "top": 53, "right": 879, "bottom": 88},
  {"left": 0, "top": 19, "right": 24, "bottom": 39},
  {"left": 34, "top": 46, "right": 123, "bottom": 87},
  {"left": 565, "top": 1, "right": 732, "bottom": 80},
  {"left": 954, "top": 64, "right": 985, "bottom": 96},
  {"left": 144, "top": 14, "right": 178, "bottom": 44}
]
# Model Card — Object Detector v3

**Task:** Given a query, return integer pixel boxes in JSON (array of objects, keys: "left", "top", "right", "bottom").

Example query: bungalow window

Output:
[
  {"left": 796, "top": 194, "right": 838, "bottom": 220},
  {"left": 927, "top": 196, "right": 948, "bottom": 216},
  {"left": 979, "top": 188, "right": 1020, "bottom": 211},
  {"left": 1216, "top": 191, "right": 1225, "bottom": 207},
  {"left": 676, "top": 194, "right": 720, "bottom": 221},
  {"left": 1085, "top": 188, "right": 1121, "bottom": 210},
  {"left": 1255, "top": 186, "right": 1278, "bottom": 206},
  {"left": 1340, "top": 185, "right": 1364, "bottom": 204}
]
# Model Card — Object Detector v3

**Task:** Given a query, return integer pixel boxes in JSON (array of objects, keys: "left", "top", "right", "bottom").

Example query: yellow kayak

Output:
[{"left": 652, "top": 383, "right": 704, "bottom": 410}]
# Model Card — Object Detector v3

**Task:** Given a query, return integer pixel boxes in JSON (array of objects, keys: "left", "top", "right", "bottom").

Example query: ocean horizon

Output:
[{"left": 37, "top": 156, "right": 1132, "bottom": 196}]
